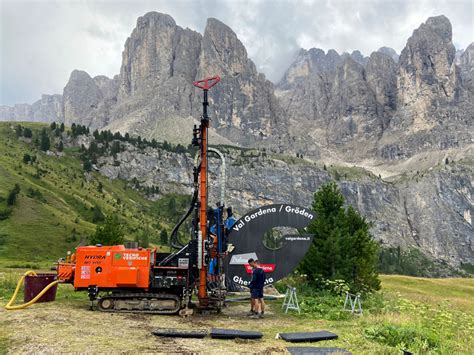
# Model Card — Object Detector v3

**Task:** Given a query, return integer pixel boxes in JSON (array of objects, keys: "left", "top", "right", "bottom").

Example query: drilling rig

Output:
[{"left": 56, "top": 77, "right": 226, "bottom": 315}]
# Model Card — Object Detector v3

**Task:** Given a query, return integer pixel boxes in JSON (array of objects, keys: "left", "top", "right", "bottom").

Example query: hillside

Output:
[
  {"left": 0, "top": 122, "right": 190, "bottom": 267},
  {"left": 0, "top": 121, "right": 472, "bottom": 275}
]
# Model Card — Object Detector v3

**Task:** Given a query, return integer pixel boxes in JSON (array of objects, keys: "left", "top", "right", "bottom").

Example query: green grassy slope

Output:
[
  {"left": 0, "top": 122, "right": 187, "bottom": 267},
  {"left": 1, "top": 271, "right": 472, "bottom": 353}
]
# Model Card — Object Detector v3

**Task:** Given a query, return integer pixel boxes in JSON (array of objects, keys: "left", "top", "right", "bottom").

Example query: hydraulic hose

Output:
[
  {"left": 169, "top": 153, "right": 202, "bottom": 250},
  {"left": 169, "top": 188, "right": 198, "bottom": 249},
  {"left": 4, "top": 270, "right": 61, "bottom": 310}
]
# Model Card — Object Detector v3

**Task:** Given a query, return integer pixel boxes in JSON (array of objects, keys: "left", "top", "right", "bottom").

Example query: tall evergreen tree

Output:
[
  {"left": 160, "top": 229, "right": 168, "bottom": 245},
  {"left": 92, "top": 205, "right": 105, "bottom": 223},
  {"left": 40, "top": 128, "right": 50, "bottom": 151},
  {"left": 299, "top": 182, "right": 380, "bottom": 292},
  {"left": 23, "top": 128, "right": 33, "bottom": 138},
  {"left": 89, "top": 214, "right": 124, "bottom": 245}
]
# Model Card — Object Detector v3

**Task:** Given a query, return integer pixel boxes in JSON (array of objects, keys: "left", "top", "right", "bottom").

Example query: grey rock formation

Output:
[
  {"left": 63, "top": 70, "right": 117, "bottom": 129},
  {"left": 378, "top": 16, "right": 473, "bottom": 160},
  {"left": 198, "top": 18, "right": 284, "bottom": 145},
  {"left": 458, "top": 43, "right": 474, "bottom": 92},
  {"left": 97, "top": 13, "right": 283, "bottom": 147},
  {"left": 278, "top": 15, "right": 472, "bottom": 162},
  {"left": 397, "top": 15, "right": 459, "bottom": 130},
  {"left": 0, "top": 94, "right": 63, "bottom": 123},
  {"left": 378, "top": 47, "right": 399, "bottom": 62},
  {"left": 97, "top": 143, "right": 473, "bottom": 269},
  {"left": 342, "top": 50, "right": 368, "bottom": 66}
]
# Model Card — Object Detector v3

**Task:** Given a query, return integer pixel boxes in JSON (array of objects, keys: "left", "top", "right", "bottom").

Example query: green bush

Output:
[
  {"left": 364, "top": 324, "right": 439, "bottom": 350},
  {"left": 0, "top": 208, "right": 12, "bottom": 220}
]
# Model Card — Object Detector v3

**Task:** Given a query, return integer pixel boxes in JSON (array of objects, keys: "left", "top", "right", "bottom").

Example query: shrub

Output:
[
  {"left": 364, "top": 324, "right": 439, "bottom": 350},
  {"left": 7, "top": 184, "right": 20, "bottom": 206}
]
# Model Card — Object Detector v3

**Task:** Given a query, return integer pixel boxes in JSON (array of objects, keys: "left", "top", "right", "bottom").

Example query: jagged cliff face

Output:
[
  {"left": 198, "top": 18, "right": 284, "bottom": 145},
  {"left": 1, "top": 13, "right": 471, "bottom": 162},
  {"left": 96, "top": 143, "right": 473, "bottom": 269},
  {"left": 277, "top": 15, "right": 473, "bottom": 161},
  {"left": 397, "top": 15, "right": 459, "bottom": 131},
  {"left": 0, "top": 94, "right": 63, "bottom": 123},
  {"left": 104, "top": 13, "right": 283, "bottom": 146},
  {"left": 63, "top": 70, "right": 119, "bottom": 128}
]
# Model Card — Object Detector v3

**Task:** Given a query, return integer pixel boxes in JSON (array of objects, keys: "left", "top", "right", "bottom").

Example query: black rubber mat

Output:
[
  {"left": 210, "top": 328, "right": 263, "bottom": 339},
  {"left": 279, "top": 331, "right": 338, "bottom": 343},
  {"left": 287, "top": 347, "right": 351, "bottom": 354},
  {"left": 152, "top": 328, "right": 208, "bottom": 338}
]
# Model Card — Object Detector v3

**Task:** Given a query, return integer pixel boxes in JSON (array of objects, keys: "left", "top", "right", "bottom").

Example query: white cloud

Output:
[{"left": 0, "top": 0, "right": 472, "bottom": 105}]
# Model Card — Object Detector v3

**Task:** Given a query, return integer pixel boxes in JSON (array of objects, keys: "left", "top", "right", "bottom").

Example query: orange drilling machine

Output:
[{"left": 57, "top": 77, "right": 226, "bottom": 315}]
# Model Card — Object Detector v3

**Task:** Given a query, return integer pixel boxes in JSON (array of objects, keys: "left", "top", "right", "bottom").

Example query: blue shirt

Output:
[{"left": 249, "top": 267, "right": 265, "bottom": 289}]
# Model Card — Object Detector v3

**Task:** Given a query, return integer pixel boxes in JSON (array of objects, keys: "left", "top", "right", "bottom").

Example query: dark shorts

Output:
[{"left": 251, "top": 287, "right": 264, "bottom": 299}]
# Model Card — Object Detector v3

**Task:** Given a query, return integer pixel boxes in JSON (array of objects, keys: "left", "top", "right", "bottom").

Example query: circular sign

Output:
[{"left": 226, "top": 204, "right": 314, "bottom": 287}]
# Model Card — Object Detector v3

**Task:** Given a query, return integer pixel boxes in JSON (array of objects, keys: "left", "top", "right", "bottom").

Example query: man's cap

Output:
[{"left": 248, "top": 258, "right": 254, "bottom": 264}]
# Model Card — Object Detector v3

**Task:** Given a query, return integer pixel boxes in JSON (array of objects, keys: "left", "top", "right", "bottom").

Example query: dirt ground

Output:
[{"left": 1, "top": 291, "right": 344, "bottom": 354}]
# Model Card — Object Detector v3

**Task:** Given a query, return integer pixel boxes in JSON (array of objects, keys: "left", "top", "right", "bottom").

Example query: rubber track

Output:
[{"left": 97, "top": 293, "right": 181, "bottom": 315}]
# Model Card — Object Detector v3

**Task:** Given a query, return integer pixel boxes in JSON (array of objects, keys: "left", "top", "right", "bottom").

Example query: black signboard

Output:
[{"left": 226, "top": 204, "right": 314, "bottom": 287}]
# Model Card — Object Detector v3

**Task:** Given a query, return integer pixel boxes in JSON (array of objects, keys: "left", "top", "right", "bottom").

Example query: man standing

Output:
[
  {"left": 247, "top": 258, "right": 256, "bottom": 316},
  {"left": 247, "top": 258, "right": 265, "bottom": 318}
]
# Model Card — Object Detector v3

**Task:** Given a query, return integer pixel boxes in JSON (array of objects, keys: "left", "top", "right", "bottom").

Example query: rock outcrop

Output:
[
  {"left": 97, "top": 143, "right": 474, "bottom": 269},
  {"left": 198, "top": 18, "right": 284, "bottom": 145},
  {"left": 0, "top": 94, "right": 63, "bottom": 123},
  {"left": 458, "top": 42, "right": 474, "bottom": 92},
  {"left": 397, "top": 15, "right": 459, "bottom": 131},
  {"left": 378, "top": 47, "right": 399, "bottom": 62},
  {"left": 62, "top": 71, "right": 119, "bottom": 129}
]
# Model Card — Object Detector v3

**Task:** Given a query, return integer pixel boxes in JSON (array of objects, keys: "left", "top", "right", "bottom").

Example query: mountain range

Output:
[{"left": 0, "top": 12, "right": 472, "bottom": 270}]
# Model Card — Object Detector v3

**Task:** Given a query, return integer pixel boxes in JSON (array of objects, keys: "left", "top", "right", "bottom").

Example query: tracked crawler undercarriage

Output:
[{"left": 96, "top": 292, "right": 182, "bottom": 315}]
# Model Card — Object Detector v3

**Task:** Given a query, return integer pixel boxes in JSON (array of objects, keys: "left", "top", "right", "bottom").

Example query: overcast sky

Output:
[{"left": 0, "top": 0, "right": 472, "bottom": 106}]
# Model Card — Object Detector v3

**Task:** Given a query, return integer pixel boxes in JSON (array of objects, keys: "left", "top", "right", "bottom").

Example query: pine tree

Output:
[
  {"left": 299, "top": 182, "right": 380, "bottom": 292},
  {"left": 23, "top": 128, "right": 33, "bottom": 138},
  {"left": 15, "top": 125, "right": 23, "bottom": 137},
  {"left": 92, "top": 205, "right": 105, "bottom": 223},
  {"left": 58, "top": 141, "right": 64, "bottom": 152},
  {"left": 40, "top": 128, "right": 50, "bottom": 151},
  {"left": 22, "top": 153, "right": 31, "bottom": 164},
  {"left": 7, "top": 184, "right": 21, "bottom": 206},
  {"left": 111, "top": 141, "right": 121, "bottom": 156},
  {"left": 60, "top": 122, "right": 65, "bottom": 132},
  {"left": 83, "top": 160, "right": 92, "bottom": 172},
  {"left": 160, "top": 229, "right": 168, "bottom": 245},
  {"left": 89, "top": 215, "right": 124, "bottom": 245}
]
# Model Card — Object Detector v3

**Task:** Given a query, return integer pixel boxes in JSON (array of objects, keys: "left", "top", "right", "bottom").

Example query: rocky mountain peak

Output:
[
  {"left": 378, "top": 47, "right": 399, "bottom": 62},
  {"left": 137, "top": 11, "right": 176, "bottom": 28},
  {"left": 425, "top": 15, "right": 452, "bottom": 42},
  {"left": 200, "top": 17, "right": 253, "bottom": 77},
  {"left": 63, "top": 70, "right": 103, "bottom": 127},
  {"left": 397, "top": 14, "right": 459, "bottom": 131}
]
